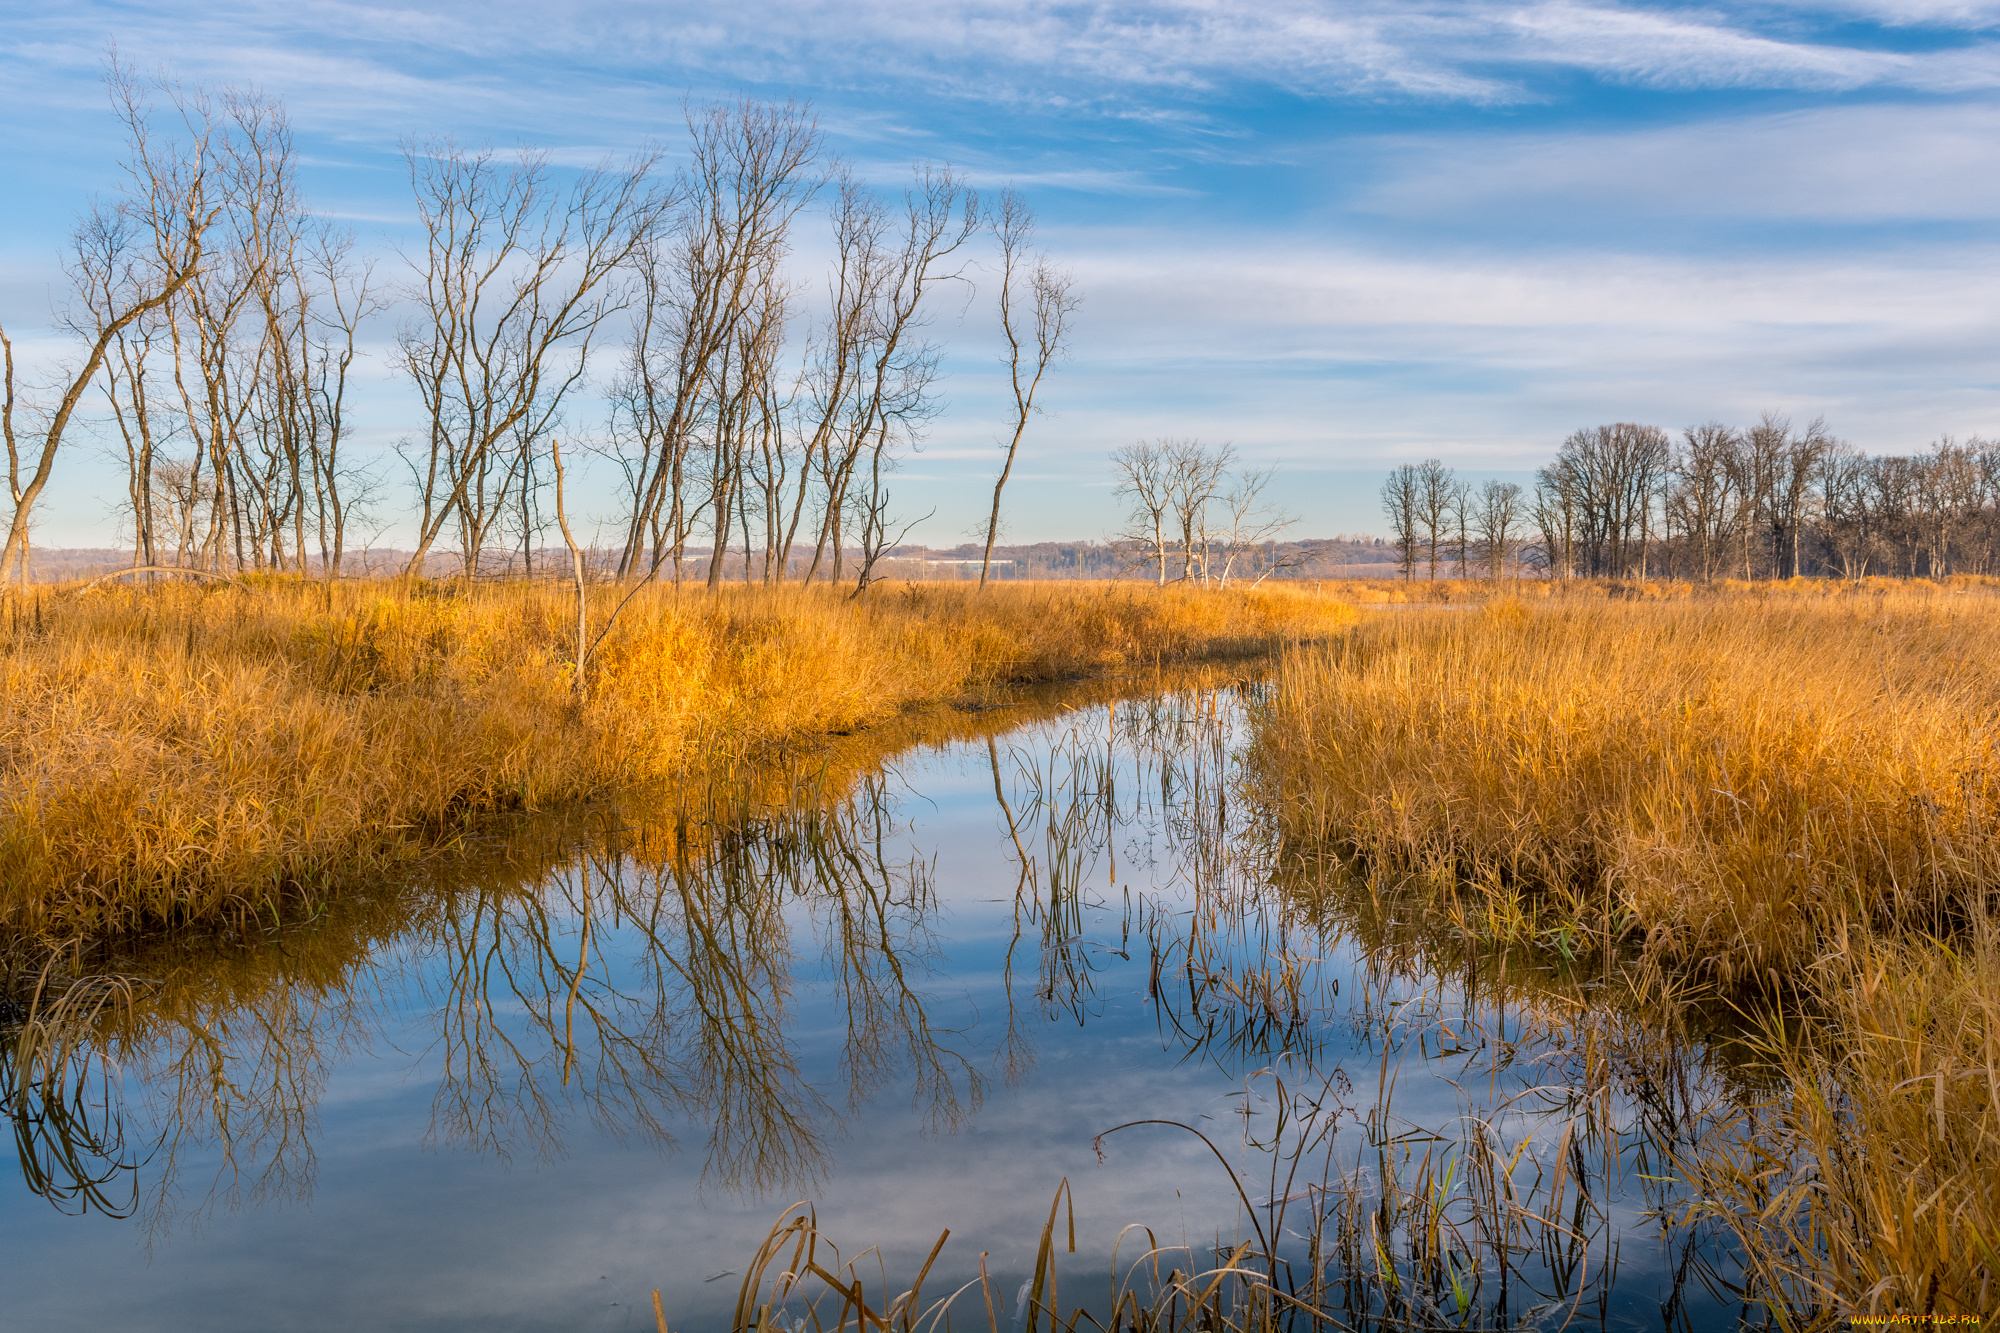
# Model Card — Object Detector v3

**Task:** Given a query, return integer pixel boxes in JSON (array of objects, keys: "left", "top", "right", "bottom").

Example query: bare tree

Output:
[
  {"left": 977, "top": 189, "right": 1078, "bottom": 589},
  {"left": 1167, "top": 439, "right": 1233, "bottom": 583},
  {"left": 828, "top": 165, "right": 980, "bottom": 597},
  {"left": 1539, "top": 424, "right": 1668, "bottom": 577},
  {"left": 1769, "top": 414, "right": 1833, "bottom": 579},
  {"left": 1817, "top": 441, "right": 1876, "bottom": 579},
  {"left": 702, "top": 264, "right": 790, "bottom": 590},
  {"left": 613, "top": 98, "right": 821, "bottom": 585},
  {"left": 1450, "top": 479, "right": 1472, "bottom": 576},
  {"left": 398, "top": 139, "right": 667, "bottom": 579},
  {"left": 1668, "top": 423, "right": 1739, "bottom": 581},
  {"left": 1414, "top": 458, "right": 1455, "bottom": 580},
  {"left": 1473, "top": 479, "right": 1522, "bottom": 579},
  {"left": 775, "top": 171, "right": 883, "bottom": 584},
  {"left": 78, "top": 79, "right": 378, "bottom": 580},
  {"left": 1112, "top": 440, "right": 1173, "bottom": 584},
  {"left": 1213, "top": 466, "right": 1295, "bottom": 587},
  {"left": 1379, "top": 464, "right": 1419, "bottom": 581},
  {"left": 3, "top": 66, "right": 219, "bottom": 585},
  {"left": 1531, "top": 466, "right": 1579, "bottom": 578}
]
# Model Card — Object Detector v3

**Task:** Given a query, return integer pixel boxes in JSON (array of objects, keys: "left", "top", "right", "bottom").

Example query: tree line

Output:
[
  {"left": 0, "top": 69, "right": 1076, "bottom": 591},
  {"left": 1381, "top": 414, "right": 2000, "bottom": 581}
]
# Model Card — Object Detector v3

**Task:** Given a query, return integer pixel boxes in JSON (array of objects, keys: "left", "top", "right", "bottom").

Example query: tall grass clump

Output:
[
  {"left": 0, "top": 578, "right": 1352, "bottom": 937},
  {"left": 1253, "top": 589, "right": 2000, "bottom": 1320},
  {"left": 1256, "top": 591, "right": 2000, "bottom": 981},
  {"left": 1669, "top": 915, "right": 2000, "bottom": 1324}
]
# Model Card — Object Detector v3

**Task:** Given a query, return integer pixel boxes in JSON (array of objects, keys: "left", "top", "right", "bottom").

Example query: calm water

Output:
[{"left": 2, "top": 679, "right": 1751, "bottom": 1330}]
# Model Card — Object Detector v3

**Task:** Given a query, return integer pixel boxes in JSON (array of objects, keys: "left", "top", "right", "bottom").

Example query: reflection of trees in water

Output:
[
  {"left": 1, "top": 895, "right": 409, "bottom": 1233},
  {"left": 0, "top": 674, "right": 1753, "bottom": 1330},
  {"left": 0, "top": 680, "right": 1266, "bottom": 1226},
  {"left": 420, "top": 765, "right": 991, "bottom": 1189}
]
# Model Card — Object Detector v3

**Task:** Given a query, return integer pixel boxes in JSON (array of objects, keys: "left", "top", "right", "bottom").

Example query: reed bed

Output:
[
  {"left": 1254, "top": 590, "right": 2000, "bottom": 981},
  {"left": 1665, "top": 915, "right": 2000, "bottom": 1325},
  {"left": 1251, "top": 590, "right": 2000, "bottom": 1323},
  {"left": 0, "top": 577, "right": 1353, "bottom": 938}
]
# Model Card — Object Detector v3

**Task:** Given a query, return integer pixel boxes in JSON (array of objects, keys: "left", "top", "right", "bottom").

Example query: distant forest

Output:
[{"left": 1382, "top": 417, "right": 2000, "bottom": 582}]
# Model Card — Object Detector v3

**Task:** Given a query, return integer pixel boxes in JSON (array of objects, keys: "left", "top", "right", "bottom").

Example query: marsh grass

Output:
[
  {"left": 1252, "top": 591, "right": 2000, "bottom": 1322},
  {"left": 1255, "top": 591, "right": 2000, "bottom": 982},
  {"left": 0, "top": 577, "right": 1353, "bottom": 938},
  {"left": 1661, "top": 918, "right": 2000, "bottom": 1325}
]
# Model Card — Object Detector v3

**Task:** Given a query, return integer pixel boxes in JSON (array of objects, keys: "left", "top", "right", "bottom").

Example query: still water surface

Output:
[{"left": 3, "top": 677, "right": 1748, "bottom": 1330}]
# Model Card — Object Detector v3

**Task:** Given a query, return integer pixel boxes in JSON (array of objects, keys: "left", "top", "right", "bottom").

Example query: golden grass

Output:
[
  {"left": 1672, "top": 918, "right": 2000, "bottom": 1324},
  {"left": 0, "top": 577, "right": 1354, "bottom": 938},
  {"left": 1253, "top": 589, "right": 2000, "bottom": 1321},
  {"left": 1256, "top": 591, "right": 2000, "bottom": 981}
]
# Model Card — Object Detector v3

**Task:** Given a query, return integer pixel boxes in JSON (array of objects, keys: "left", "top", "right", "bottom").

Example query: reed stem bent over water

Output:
[{"left": 0, "top": 578, "right": 1352, "bottom": 938}]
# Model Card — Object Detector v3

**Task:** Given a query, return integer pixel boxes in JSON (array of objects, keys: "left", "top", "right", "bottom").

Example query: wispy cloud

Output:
[
  {"left": 6, "top": 0, "right": 1999, "bottom": 543},
  {"left": 15, "top": 0, "right": 2000, "bottom": 127},
  {"left": 1352, "top": 101, "right": 2000, "bottom": 224}
]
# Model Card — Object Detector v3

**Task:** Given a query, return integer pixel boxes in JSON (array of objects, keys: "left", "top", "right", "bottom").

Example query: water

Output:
[{"left": 1, "top": 677, "right": 1753, "bottom": 1330}]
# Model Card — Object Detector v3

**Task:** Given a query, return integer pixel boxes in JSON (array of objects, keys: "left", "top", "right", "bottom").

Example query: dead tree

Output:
[
  {"left": 825, "top": 165, "right": 979, "bottom": 597},
  {"left": 977, "top": 188, "right": 1078, "bottom": 589},
  {"left": 1167, "top": 440, "right": 1233, "bottom": 583},
  {"left": 1414, "top": 458, "right": 1455, "bottom": 580},
  {"left": 1112, "top": 440, "right": 1173, "bottom": 584},
  {"left": 1668, "top": 423, "right": 1739, "bottom": 581},
  {"left": 612, "top": 98, "right": 820, "bottom": 584},
  {"left": 1214, "top": 466, "right": 1294, "bottom": 588},
  {"left": 399, "top": 140, "right": 666, "bottom": 579},
  {"left": 1474, "top": 479, "right": 1522, "bottom": 579},
  {"left": 1379, "top": 464, "right": 1420, "bottom": 581},
  {"left": 3, "top": 67, "right": 219, "bottom": 586}
]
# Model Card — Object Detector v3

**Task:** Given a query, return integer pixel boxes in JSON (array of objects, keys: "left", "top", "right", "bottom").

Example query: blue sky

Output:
[{"left": 5, "top": 0, "right": 1999, "bottom": 545}]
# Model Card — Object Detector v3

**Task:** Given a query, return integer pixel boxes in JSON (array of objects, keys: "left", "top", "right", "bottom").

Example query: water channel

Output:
[{"left": 2, "top": 672, "right": 1756, "bottom": 1331}]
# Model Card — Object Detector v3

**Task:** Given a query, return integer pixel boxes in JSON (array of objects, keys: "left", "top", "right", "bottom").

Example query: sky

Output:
[{"left": 4, "top": 0, "right": 1999, "bottom": 547}]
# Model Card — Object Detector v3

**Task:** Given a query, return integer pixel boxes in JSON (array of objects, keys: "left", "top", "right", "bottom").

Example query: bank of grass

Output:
[
  {"left": 1253, "top": 589, "right": 2000, "bottom": 1321},
  {"left": 0, "top": 577, "right": 1353, "bottom": 938},
  {"left": 1258, "top": 588, "right": 2000, "bottom": 978}
]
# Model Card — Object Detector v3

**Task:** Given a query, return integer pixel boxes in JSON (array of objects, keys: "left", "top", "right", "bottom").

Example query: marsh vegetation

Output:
[{"left": 2, "top": 581, "right": 1994, "bottom": 1331}]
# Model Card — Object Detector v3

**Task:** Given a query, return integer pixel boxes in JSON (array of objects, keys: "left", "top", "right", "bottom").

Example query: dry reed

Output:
[
  {"left": 1255, "top": 590, "right": 2000, "bottom": 981},
  {"left": 1253, "top": 589, "right": 2000, "bottom": 1322},
  {"left": 0, "top": 578, "right": 1352, "bottom": 938}
]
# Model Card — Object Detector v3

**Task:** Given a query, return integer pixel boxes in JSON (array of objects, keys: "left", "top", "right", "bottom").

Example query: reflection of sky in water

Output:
[{"left": 0, "top": 691, "right": 1742, "bottom": 1331}]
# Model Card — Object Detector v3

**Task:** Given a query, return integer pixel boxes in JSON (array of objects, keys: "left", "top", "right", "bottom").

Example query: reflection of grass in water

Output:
[
  {"left": 706, "top": 684, "right": 1742, "bottom": 1332},
  {"left": 2, "top": 952, "right": 145, "bottom": 1218},
  {"left": 0, "top": 669, "right": 1262, "bottom": 1231},
  {"left": 711, "top": 1018, "right": 1719, "bottom": 1333}
]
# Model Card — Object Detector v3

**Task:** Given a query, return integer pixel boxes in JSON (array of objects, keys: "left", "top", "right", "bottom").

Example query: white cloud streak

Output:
[
  {"left": 1353, "top": 101, "right": 2000, "bottom": 221},
  {"left": 12, "top": 0, "right": 2000, "bottom": 126}
]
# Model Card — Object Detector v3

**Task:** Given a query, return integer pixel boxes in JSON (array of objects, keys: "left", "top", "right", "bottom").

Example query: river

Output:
[{"left": 1, "top": 673, "right": 1751, "bottom": 1331}]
